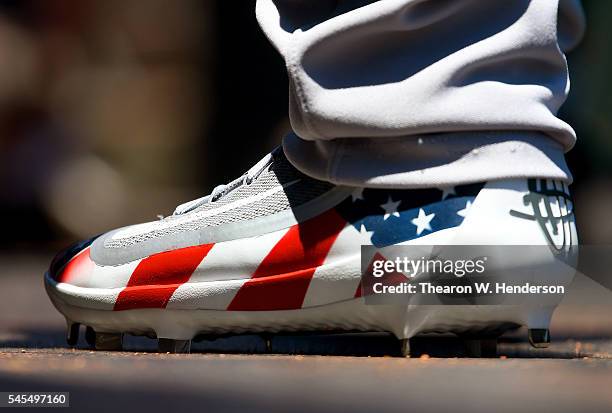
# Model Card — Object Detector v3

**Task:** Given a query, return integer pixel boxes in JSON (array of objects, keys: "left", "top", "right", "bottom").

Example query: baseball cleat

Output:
[
  {"left": 528, "top": 328, "right": 551, "bottom": 348},
  {"left": 66, "top": 320, "right": 79, "bottom": 347},
  {"left": 84, "top": 326, "right": 96, "bottom": 347},
  {"left": 399, "top": 338, "right": 411, "bottom": 358},
  {"left": 45, "top": 147, "right": 577, "bottom": 356}
]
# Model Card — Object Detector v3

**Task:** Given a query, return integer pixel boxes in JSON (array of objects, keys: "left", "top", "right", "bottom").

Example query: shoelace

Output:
[{"left": 172, "top": 147, "right": 280, "bottom": 216}]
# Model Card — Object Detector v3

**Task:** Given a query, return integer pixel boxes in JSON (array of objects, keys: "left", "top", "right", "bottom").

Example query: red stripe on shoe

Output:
[
  {"left": 228, "top": 209, "right": 346, "bottom": 311},
  {"left": 57, "top": 248, "right": 94, "bottom": 284},
  {"left": 114, "top": 243, "right": 214, "bottom": 311},
  {"left": 355, "top": 252, "right": 410, "bottom": 298}
]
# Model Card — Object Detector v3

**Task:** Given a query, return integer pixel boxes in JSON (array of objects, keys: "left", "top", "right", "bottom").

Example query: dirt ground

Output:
[{"left": 1, "top": 253, "right": 611, "bottom": 413}]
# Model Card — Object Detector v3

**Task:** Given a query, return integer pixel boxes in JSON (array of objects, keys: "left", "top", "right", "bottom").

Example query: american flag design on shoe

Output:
[
  {"left": 50, "top": 183, "right": 484, "bottom": 312},
  {"left": 45, "top": 178, "right": 578, "bottom": 353}
]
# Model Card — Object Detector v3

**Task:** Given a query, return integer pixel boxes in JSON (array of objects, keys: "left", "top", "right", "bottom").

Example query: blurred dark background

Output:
[{"left": 0, "top": 0, "right": 609, "bottom": 253}]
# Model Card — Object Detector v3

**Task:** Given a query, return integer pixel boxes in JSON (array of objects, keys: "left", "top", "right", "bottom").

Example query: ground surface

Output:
[{"left": 0, "top": 253, "right": 611, "bottom": 412}]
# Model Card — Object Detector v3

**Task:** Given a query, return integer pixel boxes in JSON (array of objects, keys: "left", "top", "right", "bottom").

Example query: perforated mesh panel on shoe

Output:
[{"left": 104, "top": 150, "right": 334, "bottom": 248}]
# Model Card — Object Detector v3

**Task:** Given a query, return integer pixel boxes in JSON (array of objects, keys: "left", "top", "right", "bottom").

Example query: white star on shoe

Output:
[
  {"left": 457, "top": 200, "right": 473, "bottom": 218},
  {"left": 440, "top": 186, "right": 456, "bottom": 200},
  {"left": 358, "top": 224, "right": 375, "bottom": 244},
  {"left": 381, "top": 197, "right": 401, "bottom": 220},
  {"left": 351, "top": 188, "right": 365, "bottom": 202},
  {"left": 411, "top": 208, "right": 435, "bottom": 235}
]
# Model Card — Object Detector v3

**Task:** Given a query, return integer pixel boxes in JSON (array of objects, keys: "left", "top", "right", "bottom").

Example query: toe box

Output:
[{"left": 48, "top": 236, "right": 99, "bottom": 284}]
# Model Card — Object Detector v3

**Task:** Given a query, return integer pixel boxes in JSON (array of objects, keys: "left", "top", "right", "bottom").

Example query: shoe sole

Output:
[{"left": 45, "top": 270, "right": 555, "bottom": 355}]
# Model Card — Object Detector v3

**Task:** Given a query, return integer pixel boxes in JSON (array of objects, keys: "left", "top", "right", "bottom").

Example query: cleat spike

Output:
[
  {"left": 95, "top": 333, "right": 124, "bottom": 351},
  {"left": 85, "top": 326, "right": 96, "bottom": 348},
  {"left": 528, "top": 328, "right": 550, "bottom": 348},
  {"left": 399, "top": 338, "right": 411, "bottom": 358},
  {"left": 158, "top": 338, "right": 191, "bottom": 354},
  {"left": 66, "top": 321, "right": 80, "bottom": 347},
  {"left": 464, "top": 338, "right": 497, "bottom": 358}
]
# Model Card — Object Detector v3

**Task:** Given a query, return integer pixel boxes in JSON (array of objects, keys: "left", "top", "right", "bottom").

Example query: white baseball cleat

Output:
[{"left": 45, "top": 147, "right": 577, "bottom": 355}]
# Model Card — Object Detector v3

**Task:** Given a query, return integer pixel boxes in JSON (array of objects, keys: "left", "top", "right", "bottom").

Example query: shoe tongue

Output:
[{"left": 265, "top": 146, "right": 305, "bottom": 184}]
